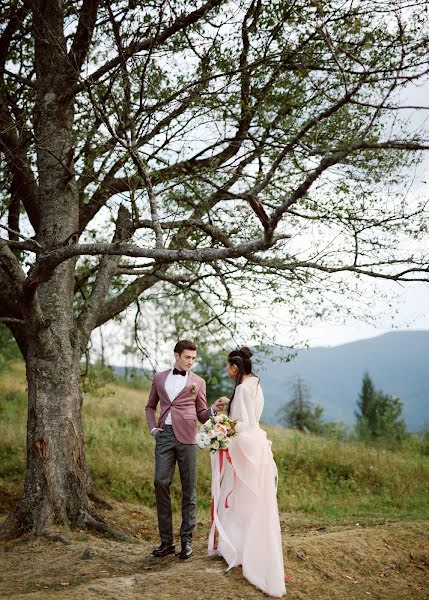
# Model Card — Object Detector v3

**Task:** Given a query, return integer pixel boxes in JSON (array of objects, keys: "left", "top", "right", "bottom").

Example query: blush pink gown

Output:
[{"left": 208, "top": 376, "right": 286, "bottom": 597}]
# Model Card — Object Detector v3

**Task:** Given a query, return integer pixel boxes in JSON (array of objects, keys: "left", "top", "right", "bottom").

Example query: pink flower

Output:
[{"left": 214, "top": 422, "right": 228, "bottom": 433}]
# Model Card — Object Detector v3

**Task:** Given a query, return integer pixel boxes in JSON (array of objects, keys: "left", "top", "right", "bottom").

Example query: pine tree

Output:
[
  {"left": 278, "top": 377, "right": 324, "bottom": 433},
  {"left": 355, "top": 372, "right": 376, "bottom": 439},
  {"left": 355, "top": 373, "right": 406, "bottom": 441}
]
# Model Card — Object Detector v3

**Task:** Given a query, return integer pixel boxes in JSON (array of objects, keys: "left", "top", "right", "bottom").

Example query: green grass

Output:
[
  {"left": 0, "top": 366, "right": 27, "bottom": 484},
  {"left": 1, "top": 361, "right": 429, "bottom": 522},
  {"left": 270, "top": 428, "right": 429, "bottom": 520}
]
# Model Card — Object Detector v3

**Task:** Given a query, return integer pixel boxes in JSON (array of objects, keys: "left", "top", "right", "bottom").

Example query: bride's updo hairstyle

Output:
[
  {"left": 228, "top": 347, "right": 253, "bottom": 381},
  {"left": 226, "top": 347, "right": 254, "bottom": 415}
]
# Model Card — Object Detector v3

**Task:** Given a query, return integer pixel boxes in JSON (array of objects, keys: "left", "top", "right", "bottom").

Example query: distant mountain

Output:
[{"left": 258, "top": 330, "right": 429, "bottom": 431}]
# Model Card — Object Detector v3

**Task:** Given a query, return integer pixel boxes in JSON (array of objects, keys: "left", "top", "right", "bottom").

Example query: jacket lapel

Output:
[{"left": 159, "top": 369, "right": 170, "bottom": 399}]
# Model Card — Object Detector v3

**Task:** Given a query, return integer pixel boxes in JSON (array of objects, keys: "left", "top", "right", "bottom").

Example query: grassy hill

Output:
[{"left": 1, "top": 361, "right": 428, "bottom": 522}]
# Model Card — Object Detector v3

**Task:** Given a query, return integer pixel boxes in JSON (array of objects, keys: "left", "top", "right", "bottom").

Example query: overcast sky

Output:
[
  {"left": 280, "top": 78, "right": 429, "bottom": 348},
  {"left": 283, "top": 281, "right": 429, "bottom": 347}
]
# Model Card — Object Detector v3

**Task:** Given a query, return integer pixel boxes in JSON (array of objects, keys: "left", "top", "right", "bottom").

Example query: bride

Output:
[{"left": 209, "top": 347, "right": 286, "bottom": 597}]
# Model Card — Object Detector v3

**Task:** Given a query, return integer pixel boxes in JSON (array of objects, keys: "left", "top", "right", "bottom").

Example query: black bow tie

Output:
[{"left": 173, "top": 368, "right": 187, "bottom": 376}]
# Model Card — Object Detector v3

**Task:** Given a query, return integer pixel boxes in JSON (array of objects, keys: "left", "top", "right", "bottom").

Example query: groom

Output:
[{"left": 145, "top": 339, "right": 224, "bottom": 560}]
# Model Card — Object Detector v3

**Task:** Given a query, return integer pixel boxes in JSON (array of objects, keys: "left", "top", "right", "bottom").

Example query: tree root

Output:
[
  {"left": 1, "top": 502, "right": 132, "bottom": 543},
  {"left": 78, "top": 511, "right": 132, "bottom": 542},
  {"left": 0, "top": 507, "right": 30, "bottom": 540},
  {"left": 42, "top": 531, "right": 72, "bottom": 544},
  {"left": 88, "top": 492, "right": 114, "bottom": 511}
]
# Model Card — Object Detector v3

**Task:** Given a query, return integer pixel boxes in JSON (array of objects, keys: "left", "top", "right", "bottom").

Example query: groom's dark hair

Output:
[{"left": 174, "top": 339, "right": 197, "bottom": 354}]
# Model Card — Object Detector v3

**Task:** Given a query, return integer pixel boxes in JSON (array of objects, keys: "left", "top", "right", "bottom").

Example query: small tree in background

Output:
[
  {"left": 278, "top": 376, "right": 324, "bottom": 433},
  {"left": 194, "top": 346, "right": 231, "bottom": 406},
  {"left": 355, "top": 372, "right": 377, "bottom": 438},
  {"left": 355, "top": 373, "right": 406, "bottom": 441}
]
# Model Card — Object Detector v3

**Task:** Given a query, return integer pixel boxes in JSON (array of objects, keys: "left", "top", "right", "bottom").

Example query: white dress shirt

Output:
[{"left": 164, "top": 368, "right": 189, "bottom": 425}]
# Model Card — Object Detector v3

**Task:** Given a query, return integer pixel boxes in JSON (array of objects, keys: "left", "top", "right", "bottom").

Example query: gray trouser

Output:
[{"left": 154, "top": 425, "right": 197, "bottom": 544}]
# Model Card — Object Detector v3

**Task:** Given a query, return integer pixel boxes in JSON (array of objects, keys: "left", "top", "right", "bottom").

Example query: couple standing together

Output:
[{"left": 145, "top": 339, "right": 286, "bottom": 597}]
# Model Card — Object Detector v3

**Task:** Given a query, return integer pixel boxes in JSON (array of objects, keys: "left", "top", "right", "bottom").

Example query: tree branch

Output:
[
  {"left": 136, "top": 218, "right": 234, "bottom": 248},
  {"left": 0, "top": 239, "right": 26, "bottom": 302},
  {"left": 68, "top": 0, "right": 100, "bottom": 81},
  {"left": 270, "top": 148, "right": 353, "bottom": 229},
  {"left": 0, "top": 94, "right": 40, "bottom": 231},
  {"left": 0, "top": 0, "right": 32, "bottom": 74},
  {"left": 0, "top": 224, "right": 43, "bottom": 248},
  {"left": 353, "top": 140, "right": 429, "bottom": 152},
  {"left": 0, "top": 317, "right": 25, "bottom": 324},
  {"left": 74, "top": 0, "right": 224, "bottom": 93},
  {"left": 129, "top": 150, "right": 164, "bottom": 248},
  {"left": 76, "top": 205, "right": 135, "bottom": 348},
  {"left": 95, "top": 270, "right": 163, "bottom": 328},
  {"left": 24, "top": 232, "right": 291, "bottom": 296}
]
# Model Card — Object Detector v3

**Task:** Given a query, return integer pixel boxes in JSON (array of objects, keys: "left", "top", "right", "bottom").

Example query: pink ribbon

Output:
[
  {"left": 210, "top": 448, "right": 236, "bottom": 550},
  {"left": 223, "top": 448, "right": 236, "bottom": 508}
]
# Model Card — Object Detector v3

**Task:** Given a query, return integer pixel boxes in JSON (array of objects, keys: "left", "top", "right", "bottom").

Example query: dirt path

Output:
[{"left": 0, "top": 503, "right": 428, "bottom": 600}]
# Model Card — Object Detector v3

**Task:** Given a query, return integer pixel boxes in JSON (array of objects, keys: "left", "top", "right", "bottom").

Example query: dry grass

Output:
[
  {"left": 0, "top": 501, "right": 427, "bottom": 600},
  {"left": 283, "top": 519, "right": 429, "bottom": 600}
]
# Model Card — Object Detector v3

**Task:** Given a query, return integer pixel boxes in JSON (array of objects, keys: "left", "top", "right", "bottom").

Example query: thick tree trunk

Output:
[
  {"left": 0, "top": 326, "right": 129, "bottom": 539},
  {"left": 24, "top": 337, "right": 89, "bottom": 532},
  {"left": 1, "top": 0, "right": 86, "bottom": 535},
  {"left": 0, "top": 327, "right": 92, "bottom": 535}
]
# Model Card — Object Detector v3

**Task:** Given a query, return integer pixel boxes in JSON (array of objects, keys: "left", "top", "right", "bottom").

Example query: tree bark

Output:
[
  {"left": 24, "top": 336, "right": 86, "bottom": 530},
  {"left": 1, "top": 333, "right": 92, "bottom": 535}
]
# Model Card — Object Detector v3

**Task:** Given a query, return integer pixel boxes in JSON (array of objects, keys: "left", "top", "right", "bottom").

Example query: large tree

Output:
[{"left": 1, "top": 0, "right": 429, "bottom": 537}]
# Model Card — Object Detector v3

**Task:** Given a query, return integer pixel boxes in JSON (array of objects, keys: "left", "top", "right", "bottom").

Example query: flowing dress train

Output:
[{"left": 208, "top": 376, "right": 286, "bottom": 597}]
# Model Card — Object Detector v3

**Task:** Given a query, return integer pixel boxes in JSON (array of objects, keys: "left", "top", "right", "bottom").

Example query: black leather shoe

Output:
[
  {"left": 179, "top": 541, "right": 192, "bottom": 559},
  {"left": 152, "top": 542, "right": 175, "bottom": 557}
]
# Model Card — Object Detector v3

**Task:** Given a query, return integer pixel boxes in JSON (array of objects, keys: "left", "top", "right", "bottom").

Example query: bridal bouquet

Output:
[{"left": 196, "top": 413, "right": 237, "bottom": 452}]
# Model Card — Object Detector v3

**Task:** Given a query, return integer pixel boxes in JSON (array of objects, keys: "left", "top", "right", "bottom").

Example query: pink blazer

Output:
[{"left": 145, "top": 369, "right": 211, "bottom": 444}]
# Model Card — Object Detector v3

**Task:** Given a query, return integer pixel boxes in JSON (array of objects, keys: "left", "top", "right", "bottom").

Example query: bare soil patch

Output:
[{"left": 0, "top": 501, "right": 428, "bottom": 600}]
